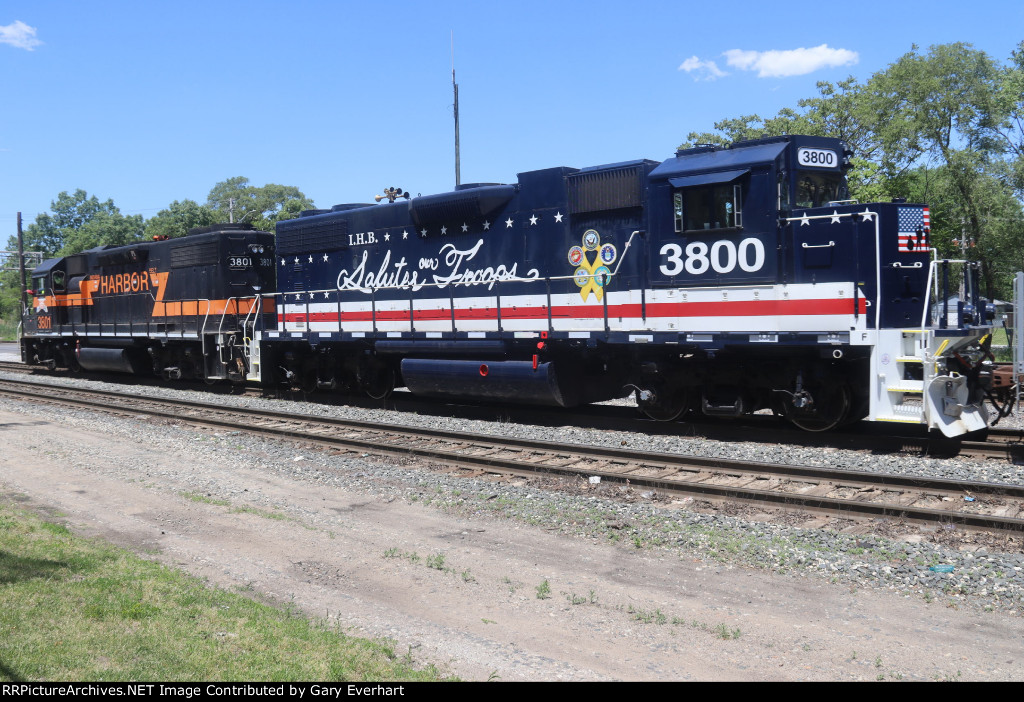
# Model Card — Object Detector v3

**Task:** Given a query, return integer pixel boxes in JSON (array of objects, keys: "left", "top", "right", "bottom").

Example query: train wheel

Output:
[
  {"left": 299, "top": 369, "right": 319, "bottom": 393},
  {"left": 786, "top": 383, "right": 851, "bottom": 432},
  {"left": 637, "top": 389, "right": 689, "bottom": 422},
  {"left": 361, "top": 365, "right": 395, "bottom": 400}
]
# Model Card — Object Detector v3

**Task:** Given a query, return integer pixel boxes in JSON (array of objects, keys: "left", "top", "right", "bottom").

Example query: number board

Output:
[{"left": 796, "top": 147, "right": 837, "bottom": 169}]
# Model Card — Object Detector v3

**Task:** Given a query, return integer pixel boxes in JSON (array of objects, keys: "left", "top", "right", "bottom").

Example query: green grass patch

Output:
[
  {"left": 228, "top": 505, "right": 289, "bottom": 521},
  {"left": 0, "top": 501, "right": 451, "bottom": 682},
  {"left": 0, "top": 313, "right": 19, "bottom": 343},
  {"left": 180, "top": 491, "right": 231, "bottom": 507},
  {"left": 991, "top": 326, "right": 1009, "bottom": 346}
]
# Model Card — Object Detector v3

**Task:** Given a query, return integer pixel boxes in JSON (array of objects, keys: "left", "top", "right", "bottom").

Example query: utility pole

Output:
[
  {"left": 452, "top": 31, "right": 460, "bottom": 188},
  {"left": 17, "top": 212, "right": 26, "bottom": 312}
]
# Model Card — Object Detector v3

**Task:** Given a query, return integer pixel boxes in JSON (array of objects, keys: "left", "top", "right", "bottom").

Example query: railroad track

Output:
[
  {"left": 0, "top": 360, "right": 33, "bottom": 374},
  {"left": 1, "top": 376, "right": 1023, "bottom": 533},
  {"left": 3, "top": 358, "right": 1023, "bottom": 461}
]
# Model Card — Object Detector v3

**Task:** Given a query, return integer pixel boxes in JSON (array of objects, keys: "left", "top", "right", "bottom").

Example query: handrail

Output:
[{"left": 921, "top": 258, "right": 970, "bottom": 330}]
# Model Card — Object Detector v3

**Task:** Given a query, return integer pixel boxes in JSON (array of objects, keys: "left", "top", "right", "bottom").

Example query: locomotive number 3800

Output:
[{"left": 659, "top": 238, "right": 765, "bottom": 277}]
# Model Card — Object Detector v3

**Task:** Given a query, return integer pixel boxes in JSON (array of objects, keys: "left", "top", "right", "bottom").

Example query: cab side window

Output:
[{"left": 674, "top": 183, "right": 744, "bottom": 232}]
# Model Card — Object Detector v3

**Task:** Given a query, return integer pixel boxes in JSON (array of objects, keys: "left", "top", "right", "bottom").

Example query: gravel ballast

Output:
[{"left": 3, "top": 369, "right": 1023, "bottom": 616}]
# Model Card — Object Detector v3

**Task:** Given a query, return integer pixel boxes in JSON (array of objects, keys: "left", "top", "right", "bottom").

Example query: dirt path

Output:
[{"left": 1, "top": 402, "right": 1021, "bottom": 681}]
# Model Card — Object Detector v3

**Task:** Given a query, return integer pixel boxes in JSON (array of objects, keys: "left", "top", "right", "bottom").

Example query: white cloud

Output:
[
  {"left": 723, "top": 44, "right": 857, "bottom": 78},
  {"left": 1, "top": 20, "right": 42, "bottom": 51},
  {"left": 678, "top": 55, "right": 727, "bottom": 81}
]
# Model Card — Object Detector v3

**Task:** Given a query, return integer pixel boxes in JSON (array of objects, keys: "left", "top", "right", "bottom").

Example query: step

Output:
[
  {"left": 896, "top": 356, "right": 924, "bottom": 363},
  {"left": 887, "top": 381, "right": 924, "bottom": 393},
  {"left": 875, "top": 414, "right": 924, "bottom": 424}
]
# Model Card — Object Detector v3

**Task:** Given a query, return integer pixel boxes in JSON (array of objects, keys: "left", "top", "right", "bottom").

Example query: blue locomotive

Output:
[
  {"left": 259, "top": 134, "right": 993, "bottom": 436},
  {"left": 20, "top": 135, "right": 994, "bottom": 436}
]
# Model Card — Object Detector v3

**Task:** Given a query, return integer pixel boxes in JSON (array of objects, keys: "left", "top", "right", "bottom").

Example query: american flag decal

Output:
[{"left": 897, "top": 206, "right": 930, "bottom": 253}]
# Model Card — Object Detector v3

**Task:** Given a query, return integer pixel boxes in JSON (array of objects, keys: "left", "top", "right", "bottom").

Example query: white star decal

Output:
[
  {"left": 483, "top": 220, "right": 490, "bottom": 231},
  {"left": 384, "top": 232, "right": 390, "bottom": 241},
  {"left": 798, "top": 214, "right": 811, "bottom": 227},
  {"left": 294, "top": 257, "right": 299, "bottom": 264},
  {"left": 420, "top": 228, "right": 428, "bottom": 237},
  {"left": 308, "top": 255, "right": 314, "bottom": 263},
  {"left": 323, "top": 291, "right": 330, "bottom": 298},
  {"left": 529, "top": 214, "right": 538, "bottom": 226},
  {"left": 505, "top": 218, "right": 514, "bottom": 228},
  {"left": 323, "top": 253, "right": 329, "bottom": 262},
  {"left": 461, "top": 222, "right": 469, "bottom": 232},
  {"left": 280, "top": 258, "right": 286, "bottom": 266},
  {"left": 830, "top": 210, "right": 842, "bottom": 224},
  {"left": 402, "top": 230, "right": 408, "bottom": 239},
  {"left": 440, "top": 225, "right": 447, "bottom": 235},
  {"left": 860, "top": 208, "right": 875, "bottom": 222},
  {"left": 554, "top": 212, "right": 563, "bottom": 223}
]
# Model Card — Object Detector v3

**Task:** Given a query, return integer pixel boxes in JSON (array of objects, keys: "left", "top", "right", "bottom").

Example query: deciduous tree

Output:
[
  {"left": 145, "top": 199, "right": 218, "bottom": 240},
  {"left": 205, "top": 177, "right": 313, "bottom": 232}
]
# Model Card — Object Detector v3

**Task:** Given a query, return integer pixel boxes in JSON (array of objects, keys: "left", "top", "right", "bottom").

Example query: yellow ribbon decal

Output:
[{"left": 572, "top": 230, "right": 616, "bottom": 302}]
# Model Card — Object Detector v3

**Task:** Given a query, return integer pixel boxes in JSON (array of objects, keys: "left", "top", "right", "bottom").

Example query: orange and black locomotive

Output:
[{"left": 21, "top": 224, "right": 275, "bottom": 382}]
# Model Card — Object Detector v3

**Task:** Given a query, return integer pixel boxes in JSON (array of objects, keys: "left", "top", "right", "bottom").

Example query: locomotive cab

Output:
[
  {"left": 20, "top": 258, "right": 70, "bottom": 368},
  {"left": 635, "top": 135, "right": 993, "bottom": 434}
]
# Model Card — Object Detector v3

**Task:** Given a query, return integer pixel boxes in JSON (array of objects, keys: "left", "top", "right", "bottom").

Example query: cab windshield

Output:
[{"left": 795, "top": 172, "right": 848, "bottom": 208}]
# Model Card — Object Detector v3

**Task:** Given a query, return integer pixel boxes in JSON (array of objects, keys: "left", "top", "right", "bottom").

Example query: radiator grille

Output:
[
  {"left": 277, "top": 219, "right": 349, "bottom": 255},
  {"left": 170, "top": 242, "right": 219, "bottom": 268},
  {"left": 567, "top": 166, "right": 644, "bottom": 214}
]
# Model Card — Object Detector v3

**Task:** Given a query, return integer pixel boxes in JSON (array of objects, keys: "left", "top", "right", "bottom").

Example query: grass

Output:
[
  {"left": 0, "top": 313, "right": 19, "bottom": 342},
  {"left": 180, "top": 491, "right": 230, "bottom": 507},
  {"left": 991, "top": 326, "right": 1009, "bottom": 347},
  {"left": 0, "top": 501, "right": 451, "bottom": 682}
]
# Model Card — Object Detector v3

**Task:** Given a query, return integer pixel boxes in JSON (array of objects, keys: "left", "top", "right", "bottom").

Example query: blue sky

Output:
[{"left": 2, "top": 1, "right": 1022, "bottom": 234}]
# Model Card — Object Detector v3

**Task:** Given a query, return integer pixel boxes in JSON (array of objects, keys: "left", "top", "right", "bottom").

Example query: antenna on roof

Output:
[{"left": 452, "top": 30, "right": 461, "bottom": 188}]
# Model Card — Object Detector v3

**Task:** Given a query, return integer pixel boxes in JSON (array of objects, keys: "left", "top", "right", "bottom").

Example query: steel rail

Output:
[
  {"left": 1, "top": 377, "right": 1023, "bottom": 533},
  {"left": 2, "top": 362, "right": 1022, "bottom": 460}
]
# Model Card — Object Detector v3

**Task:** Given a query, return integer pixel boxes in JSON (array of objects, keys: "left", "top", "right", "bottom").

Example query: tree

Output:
[
  {"left": 205, "top": 177, "right": 313, "bottom": 232},
  {"left": 795, "top": 77, "right": 878, "bottom": 161},
  {"left": 866, "top": 43, "right": 1007, "bottom": 295},
  {"left": 682, "top": 109, "right": 811, "bottom": 149},
  {"left": 6, "top": 189, "right": 137, "bottom": 258},
  {"left": 60, "top": 212, "right": 145, "bottom": 254},
  {"left": 14, "top": 212, "right": 64, "bottom": 258},
  {"left": 145, "top": 200, "right": 219, "bottom": 240},
  {"left": 49, "top": 189, "right": 119, "bottom": 231},
  {"left": 987, "top": 40, "right": 1024, "bottom": 197},
  {"left": 682, "top": 43, "right": 1024, "bottom": 298}
]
